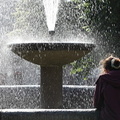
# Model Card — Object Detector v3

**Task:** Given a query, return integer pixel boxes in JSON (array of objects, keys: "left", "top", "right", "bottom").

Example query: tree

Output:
[{"left": 69, "top": 0, "right": 120, "bottom": 84}]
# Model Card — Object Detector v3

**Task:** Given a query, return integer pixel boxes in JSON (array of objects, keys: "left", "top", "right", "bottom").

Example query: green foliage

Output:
[
  {"left": 70, "top": 54, "right": 96, "bottom": 81},
  {"left": 70, "top": 0, "right": 120, "bottom": 81}
]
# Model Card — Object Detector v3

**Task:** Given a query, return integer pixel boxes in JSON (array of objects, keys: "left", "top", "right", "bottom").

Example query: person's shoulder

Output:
[
  {"left": 97, "top": 73, "right": 110, "bottom": 83},
  {"left": 99, "top": 73, "right": 110, "bottom": 78}
]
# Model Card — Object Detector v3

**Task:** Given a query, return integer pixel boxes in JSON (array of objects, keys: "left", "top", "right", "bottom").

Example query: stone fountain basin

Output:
[
  {"left": 9, "top": 42, "right": 95, "bottom": 66},
  {"left": 0, "top": 85, "right": 95, "bottom": 109}
]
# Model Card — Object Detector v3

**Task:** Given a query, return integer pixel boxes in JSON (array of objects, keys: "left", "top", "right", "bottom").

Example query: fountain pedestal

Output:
[
  {"left": 41, "top": 66, "right": 62, "bottom": 108},
  {"left": 9, "top": 42, "right": 95, "bottom": 108}
]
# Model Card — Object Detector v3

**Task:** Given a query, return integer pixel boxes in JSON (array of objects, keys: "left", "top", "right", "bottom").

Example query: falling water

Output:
[{"left": 43, "top": 0, "right": 60, "bottom": 31}]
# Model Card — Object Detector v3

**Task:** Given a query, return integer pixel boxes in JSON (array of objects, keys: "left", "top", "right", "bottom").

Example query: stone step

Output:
[{"left": 1, "top": 109, "right": 96, "bottom": 120}]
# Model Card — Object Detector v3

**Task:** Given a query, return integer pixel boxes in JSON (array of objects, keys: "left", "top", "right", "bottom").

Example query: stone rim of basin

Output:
[{"left": 9, "top": 42, "right": 95, "bottom": 51}]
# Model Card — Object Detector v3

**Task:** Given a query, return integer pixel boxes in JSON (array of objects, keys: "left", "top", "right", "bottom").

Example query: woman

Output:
[{"left": 94, "top": 56, "right": 120, "bottom": 120}]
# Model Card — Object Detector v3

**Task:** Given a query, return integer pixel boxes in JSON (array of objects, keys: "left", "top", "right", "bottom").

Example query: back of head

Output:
[{"left": 101, "top": 56, "right": 120, "bottom": 73}]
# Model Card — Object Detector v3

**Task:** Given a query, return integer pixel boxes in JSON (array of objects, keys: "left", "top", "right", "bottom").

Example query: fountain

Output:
[
  {"left": 0, "top": 0, "right": 96, "bottom": 120},
  {"left": 10, "top": 42, "right": 94, "bottom": 109}
]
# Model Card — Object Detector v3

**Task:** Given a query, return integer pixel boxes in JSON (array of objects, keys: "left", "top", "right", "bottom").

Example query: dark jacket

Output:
[{"left": 94, "top": 70, "right": 120, "bottom": 120}]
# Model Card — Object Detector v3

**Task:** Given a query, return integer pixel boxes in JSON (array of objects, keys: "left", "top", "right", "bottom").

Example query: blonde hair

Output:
[{"left": 100, "top": 56, "right": 120, "bottom": 74}]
